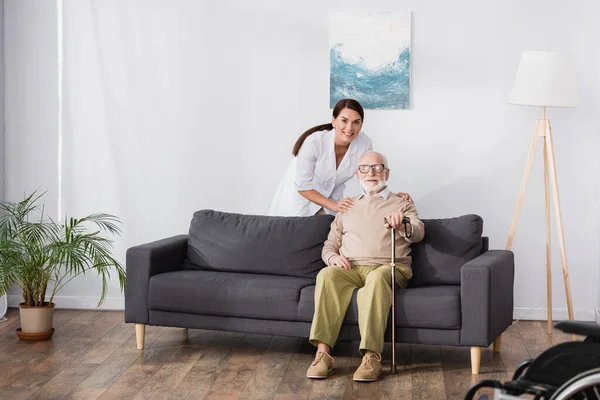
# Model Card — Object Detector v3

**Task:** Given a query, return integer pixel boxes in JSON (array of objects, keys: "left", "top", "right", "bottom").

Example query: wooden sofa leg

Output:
[
  {"left": 493, "top": 335, "right": 502, "bottom": 353},
  {"left": 470, "top": 347, "right": 481, "bottom": 375},
  {"left": 136, "top": 324, "right": 146, "bottom": 350}
]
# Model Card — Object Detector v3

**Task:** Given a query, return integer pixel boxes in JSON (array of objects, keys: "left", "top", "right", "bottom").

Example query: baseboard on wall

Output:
[
  {"left": 8, "top": 295, "right": 124, "bottom": 310},
  {"left": 513, "top": 307, "right": 596, "bottom": 322}
]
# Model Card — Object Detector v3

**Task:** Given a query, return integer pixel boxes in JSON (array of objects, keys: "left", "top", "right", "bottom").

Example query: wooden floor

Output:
[{"left": 0, "top": 309, "right": 582, "bottom": 400}]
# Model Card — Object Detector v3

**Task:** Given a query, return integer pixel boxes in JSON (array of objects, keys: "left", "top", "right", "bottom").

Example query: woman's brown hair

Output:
[{"left": 292, "top": 98, "right": 364, "bottom": 156}]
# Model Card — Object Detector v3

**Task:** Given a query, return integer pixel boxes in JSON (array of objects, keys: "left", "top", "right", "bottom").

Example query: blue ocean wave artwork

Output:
[{"left": 330, "top": 45, "right": 411, "bottom": 110}]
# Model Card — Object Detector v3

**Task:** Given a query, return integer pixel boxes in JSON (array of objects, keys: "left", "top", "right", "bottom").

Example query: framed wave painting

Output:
[{"left": 329, "top": 12, "right": 411, "bottom": 110}]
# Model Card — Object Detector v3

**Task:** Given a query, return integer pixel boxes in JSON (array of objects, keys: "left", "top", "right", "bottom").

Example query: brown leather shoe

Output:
[
  {"left": 353, "top": 352, "right": 382, "bottom": 382},
  {"left": 306, "top": 351, "right": 334, "bottom": 379}
]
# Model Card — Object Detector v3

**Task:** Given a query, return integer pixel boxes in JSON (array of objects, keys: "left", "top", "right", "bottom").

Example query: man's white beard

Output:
[{"left": 360, "top": 179, "right": 386, "bottom": 194}]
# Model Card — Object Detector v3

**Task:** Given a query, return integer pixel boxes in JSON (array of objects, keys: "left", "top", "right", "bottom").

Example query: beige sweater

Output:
[{"left": 322, "top": 191, "right": 425, "bottom": 267}]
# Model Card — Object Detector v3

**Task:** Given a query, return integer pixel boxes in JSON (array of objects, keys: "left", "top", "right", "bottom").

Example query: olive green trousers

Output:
[{"left": 309, "top": 264, "right": 412, "bottom": 355}]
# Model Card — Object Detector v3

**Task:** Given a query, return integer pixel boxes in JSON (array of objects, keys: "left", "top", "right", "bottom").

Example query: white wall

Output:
[{"left": 5, "top": 0, "right": 600, "bottom": 318}]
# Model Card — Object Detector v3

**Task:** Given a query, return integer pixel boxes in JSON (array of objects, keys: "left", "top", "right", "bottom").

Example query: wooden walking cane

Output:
[
  {"left": 386, "top": 216, "right": 412, "bottom": 375},
  {"left": 390, "top": 222, "right": 397, "bottom": 374}
]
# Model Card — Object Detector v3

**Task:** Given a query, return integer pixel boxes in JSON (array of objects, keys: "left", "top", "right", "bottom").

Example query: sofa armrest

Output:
[
  {"left": 460, "top": 250, "right": 514, "bottom": 346},
  {"left": 125, "top": 234, "right": 188, "bottom": 324}
]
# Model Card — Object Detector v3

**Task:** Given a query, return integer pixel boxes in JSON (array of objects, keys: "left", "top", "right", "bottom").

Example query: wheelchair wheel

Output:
[{"left": 550, "top": 367, "right": 600, "bottom": 400}]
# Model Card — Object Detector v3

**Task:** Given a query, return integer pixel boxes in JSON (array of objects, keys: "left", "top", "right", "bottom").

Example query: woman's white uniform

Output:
[{"left": 269, "top": 129, "right": 372, "bottom": 216}]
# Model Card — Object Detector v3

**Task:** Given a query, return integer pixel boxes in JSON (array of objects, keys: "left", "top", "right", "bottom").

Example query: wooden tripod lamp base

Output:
[
  {"left": 507, "top": 51, "right": 578, "bottom": 335},
  {"left": 505, "top": 107, "right": 574, "bottom": 334}
]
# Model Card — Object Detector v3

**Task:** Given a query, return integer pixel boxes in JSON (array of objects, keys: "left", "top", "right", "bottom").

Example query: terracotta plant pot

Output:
[{"left": 18, "top": 302, "right": 55, "bottom": 340}]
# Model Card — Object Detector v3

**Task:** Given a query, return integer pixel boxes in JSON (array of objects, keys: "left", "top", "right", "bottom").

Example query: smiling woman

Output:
[
  {"left": 268, "top": 99, "right": 412, "bottom": 217},
  {"left": 268, "top": 99, "right": 373, "bottom": 217}
]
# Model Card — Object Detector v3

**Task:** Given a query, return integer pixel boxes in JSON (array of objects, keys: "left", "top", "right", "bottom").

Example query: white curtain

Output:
[{"left": 60, "top": 0, "right": 310, "bottom": 301}]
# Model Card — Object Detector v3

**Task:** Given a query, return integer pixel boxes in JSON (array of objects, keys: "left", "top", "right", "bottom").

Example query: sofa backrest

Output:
[
  {"left": 185, "top": 210, "right": 484, "bottom": 285},
  {"left": 184, "top": 210, "right": 334, "bottom": 279},
  {"left": 409, "top": 214, "right": 484, "bottom": 287}
]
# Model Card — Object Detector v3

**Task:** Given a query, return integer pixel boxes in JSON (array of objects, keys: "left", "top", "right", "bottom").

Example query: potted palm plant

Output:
[{"left": 0, "top": 191, "right": 126, "bottom": 340}]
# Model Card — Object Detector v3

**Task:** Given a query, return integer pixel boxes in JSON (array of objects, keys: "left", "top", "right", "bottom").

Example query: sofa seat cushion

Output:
[
  {"left": 298, "top": 285, "right": 461, "bottom": 330},
  {"left": 148, "top": 270, "right": 314, "bottom": 321}
]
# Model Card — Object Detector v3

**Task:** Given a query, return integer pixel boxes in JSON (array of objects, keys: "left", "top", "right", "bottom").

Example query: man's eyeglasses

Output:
[{"left": 358, "top": 164, "right": 386, "bottom": 173}]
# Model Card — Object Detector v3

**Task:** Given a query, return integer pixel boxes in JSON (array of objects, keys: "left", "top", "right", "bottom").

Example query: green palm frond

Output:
[
  {"left": 78, "top": 214, "right": 123, "bottom": 236},
  {"left": 0, "top": 191, "right": 126, "bottom": 306}
]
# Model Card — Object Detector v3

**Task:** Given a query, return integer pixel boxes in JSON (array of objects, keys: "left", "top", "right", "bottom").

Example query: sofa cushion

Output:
[
  {"left": 148, "top": 270, "right": 314, "bottom": 321},
  {"left": 184, "top": 210, "right": 334, "bottom": 279},
  {"left": 298, "top": 285, "right": 461, "bottom": 330},
  {"left": 410, "top": 214, "right": 483, "bottom": 286}
]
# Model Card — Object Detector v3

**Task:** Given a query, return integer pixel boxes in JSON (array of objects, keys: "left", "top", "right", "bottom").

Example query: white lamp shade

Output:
[{"left": 509, "top": 51, "right": 579, "bottom": 108}]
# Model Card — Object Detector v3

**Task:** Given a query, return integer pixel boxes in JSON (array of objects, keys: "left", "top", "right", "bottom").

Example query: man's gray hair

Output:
[{"left": 361, "top": 151, "right": 389, "bottom": 168}]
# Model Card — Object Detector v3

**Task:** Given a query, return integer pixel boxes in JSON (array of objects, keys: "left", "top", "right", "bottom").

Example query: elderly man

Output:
[{"left": 306, "top": 151, "right": 425, "bottom": 382}]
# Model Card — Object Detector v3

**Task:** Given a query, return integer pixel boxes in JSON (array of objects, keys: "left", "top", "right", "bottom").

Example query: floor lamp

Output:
[{"left": 506, "top": 51, "right": 578, "bottom": 334}]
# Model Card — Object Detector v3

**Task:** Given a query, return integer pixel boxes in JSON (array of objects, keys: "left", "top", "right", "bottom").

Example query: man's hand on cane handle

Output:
[{"left": 384, "top": 212, "right": 405, "bottom": 229}]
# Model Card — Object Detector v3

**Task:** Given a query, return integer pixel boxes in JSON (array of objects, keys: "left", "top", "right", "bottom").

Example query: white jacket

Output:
[{"left": 268, "top": 129, "right": 373, "bottom": 216}]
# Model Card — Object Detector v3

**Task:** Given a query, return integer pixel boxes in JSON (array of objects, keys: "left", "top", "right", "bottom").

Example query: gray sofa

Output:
[{"left": 125, "top": 210, "right": 514, "bottom": 375}]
